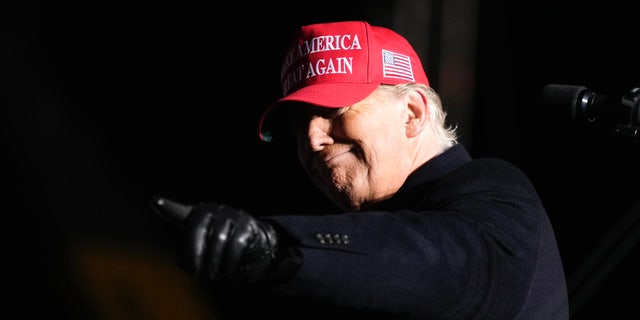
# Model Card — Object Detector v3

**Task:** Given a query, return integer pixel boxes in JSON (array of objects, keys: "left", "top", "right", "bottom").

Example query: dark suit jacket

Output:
[{"left": 211, "top": 144, "right": 569, "bottom": 319}]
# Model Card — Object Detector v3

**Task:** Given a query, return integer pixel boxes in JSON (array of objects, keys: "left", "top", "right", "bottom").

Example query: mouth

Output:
[
  {"left": 323, "top": 149, "right": 351, "bottom": 164},
  {"left": 309, "top": 147, "right": 353, "bottom": 170}
]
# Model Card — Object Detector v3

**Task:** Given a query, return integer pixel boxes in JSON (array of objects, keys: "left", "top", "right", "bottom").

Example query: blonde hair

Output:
[{"left": 378, "top": 83, "right": 459, "bottom": 149}]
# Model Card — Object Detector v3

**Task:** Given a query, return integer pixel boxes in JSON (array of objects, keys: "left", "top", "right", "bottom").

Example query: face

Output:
[{"left": 287, "top": 88, "right": 415, "bottom": 211}]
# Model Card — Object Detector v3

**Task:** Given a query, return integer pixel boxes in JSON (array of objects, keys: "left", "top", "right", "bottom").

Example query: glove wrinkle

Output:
[
  {"left": 186, "top": 210, "right": 215, "bottom": 279},
  {"left": 216, "top": 215, "right": 243, "bottom": 276},
  {"left": 207, "top": 215, "right": 233, "bottom": 280}
]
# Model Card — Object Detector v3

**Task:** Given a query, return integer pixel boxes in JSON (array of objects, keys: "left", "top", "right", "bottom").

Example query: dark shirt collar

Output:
[{"left": 374, "top": 144, "right": 472, "bottom": 211}]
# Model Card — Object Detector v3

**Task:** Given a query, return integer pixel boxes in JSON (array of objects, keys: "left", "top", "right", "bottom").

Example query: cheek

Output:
[
  {"left": 357, "top": 122, "right": 404, "bottom": 160},
  {"left": 360, "top": 130, "right": 408, "bottom": 186},
  {"left": 350, "top": 109, "right": 401, "bottom": 139}
]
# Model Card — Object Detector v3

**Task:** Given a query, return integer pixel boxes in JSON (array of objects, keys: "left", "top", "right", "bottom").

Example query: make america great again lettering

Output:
[{"left": 281, "top": 34, "right": 362, "bottom": 95}]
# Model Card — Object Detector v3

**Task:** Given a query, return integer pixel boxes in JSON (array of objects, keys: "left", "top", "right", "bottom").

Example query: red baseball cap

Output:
[{"left": 258, "top": 20, "right": 429, "bottom": 142}]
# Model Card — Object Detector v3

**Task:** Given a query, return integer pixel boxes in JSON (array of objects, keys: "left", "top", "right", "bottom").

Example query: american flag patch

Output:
[{"left": 382, "top": 50, "right": 414, "bottom": 81}]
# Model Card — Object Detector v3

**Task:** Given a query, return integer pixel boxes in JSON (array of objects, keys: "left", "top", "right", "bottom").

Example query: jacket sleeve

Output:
[{"left": 263, "top": 159, "right": 553, "bottom": 319}]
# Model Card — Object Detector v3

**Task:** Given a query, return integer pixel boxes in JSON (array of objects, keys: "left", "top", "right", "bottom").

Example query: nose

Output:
[{"left": 303, "top": 115, "right": 333, "bottom": 152}]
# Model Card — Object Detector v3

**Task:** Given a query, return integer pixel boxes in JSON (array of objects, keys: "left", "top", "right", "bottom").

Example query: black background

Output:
[{"left": 5, "top": 0, "right": 639, "bottom": 319}]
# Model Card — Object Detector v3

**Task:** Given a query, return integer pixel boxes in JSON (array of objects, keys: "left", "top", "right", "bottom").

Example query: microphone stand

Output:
[
  {"left": 567, "top": 198, "right": 640, "bottom": 317},
  {"left": 562, "top": 87, "right": 640, "bottom": 317}
]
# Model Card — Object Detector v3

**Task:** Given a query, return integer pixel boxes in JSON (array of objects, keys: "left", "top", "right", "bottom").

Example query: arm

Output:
[{"left": 260, "top": 161, "right": 550, "bottom": 318}]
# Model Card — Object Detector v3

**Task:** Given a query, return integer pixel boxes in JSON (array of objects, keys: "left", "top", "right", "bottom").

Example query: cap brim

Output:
[{"left": 258, "top": 82, "right": 379, "bottom": 142}]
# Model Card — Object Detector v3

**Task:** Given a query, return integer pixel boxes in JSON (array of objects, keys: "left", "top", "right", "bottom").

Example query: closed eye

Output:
[{"left": 285, "top": 105, "right": 346, "bottom": 134}]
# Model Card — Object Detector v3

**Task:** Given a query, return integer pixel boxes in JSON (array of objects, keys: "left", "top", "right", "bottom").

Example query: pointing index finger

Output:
[{"left": 150, "top": 196, "right": 193, "bottom": 224}]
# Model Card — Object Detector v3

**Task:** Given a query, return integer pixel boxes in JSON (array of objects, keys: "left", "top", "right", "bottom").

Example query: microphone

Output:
[
  {"left": 540, "top": 84, "right": 623, "bottom": 124},
  {"left": 540, "top": 84, "right": 640, "bottom": 141}
]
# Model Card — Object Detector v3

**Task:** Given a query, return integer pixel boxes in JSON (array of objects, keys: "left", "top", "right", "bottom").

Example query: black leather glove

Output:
[{"left": 150, "top": 196, "right": 283, "bottom": 283}]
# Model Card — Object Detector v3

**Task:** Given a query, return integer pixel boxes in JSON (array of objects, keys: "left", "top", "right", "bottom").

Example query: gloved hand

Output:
[{"left": 150, "top": 196, "right": 281, "bottom": 283}]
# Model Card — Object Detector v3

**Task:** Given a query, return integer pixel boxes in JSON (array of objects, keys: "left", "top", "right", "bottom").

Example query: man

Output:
[{"left": 151, "top": 20, "right": 569, "bottom": 319}]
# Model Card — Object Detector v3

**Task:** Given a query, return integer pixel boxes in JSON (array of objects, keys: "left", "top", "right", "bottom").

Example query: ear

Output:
[{"left": 404, "top": 89, "right": 429, "bottom": 138}]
